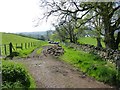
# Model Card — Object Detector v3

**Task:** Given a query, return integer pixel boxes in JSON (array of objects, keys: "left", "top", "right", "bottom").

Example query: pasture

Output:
[
  {"left": 0, "top": 32, "right": 45, "bottom": 57},
  {"left": 78, "top": 37, "right": 105, "bottom": 47},
  {"left": 2, "top": 33, "right": 39, "bottom": 44}
]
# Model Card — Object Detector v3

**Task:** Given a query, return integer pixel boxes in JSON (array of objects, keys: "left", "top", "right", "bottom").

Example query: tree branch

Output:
[
  {"left": 109, "top": 5, "right": 120, "bottom": 17},
  {"left": 76, "top": 13, "right": 99, "bottom": 28},
  {"left": 112, "top": 17, "right": 120, "bottom": 30}
]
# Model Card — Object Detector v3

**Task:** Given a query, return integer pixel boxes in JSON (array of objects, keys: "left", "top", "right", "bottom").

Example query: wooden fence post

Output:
[
  {"left": 25, "top": 43, "right": 27, "bottom": 49},
  {"left": 9, "top": 42, "right": 13, "bottom": 55},
  {"left": 31, "top": 42, "right": 32, "bottom": 47},
  {"left": 21, "top": 43, "right": 23, "bottom": 49},
  {"left": 0, "top": 46, "right": 1, "bottom": 56},
  {"left": 4, "top": 44, "right": 7, "bottom": 55},
  {"left": 28, "top": 43, "right": 29, "bottom": 48}
]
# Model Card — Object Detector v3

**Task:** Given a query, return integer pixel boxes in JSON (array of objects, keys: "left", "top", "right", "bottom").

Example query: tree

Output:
[
  {"left": 40, "top": 1, "right": 120, "bottom": 49},
  {"left": 55, "top": 24, "right": 67, "bottom": 42},
  {"left": 55, "top": 18, "right": 79, "bottom": 43},
  {"left": 93, "top": 2, "right": 120, "bottom": 49},
  {"left": 39, "top": 35, "right": 45, "bottom": 41},
  {"left": 46, "top": 30, "right": 53, "bottom": 41},
  {"left": 88, "top": 13, "right": 104, "bottom": 47}
]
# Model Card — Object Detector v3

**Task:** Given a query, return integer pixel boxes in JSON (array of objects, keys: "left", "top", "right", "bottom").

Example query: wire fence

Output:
[{"left": 0, "top": 41, "right": 39, "bottom": 56}]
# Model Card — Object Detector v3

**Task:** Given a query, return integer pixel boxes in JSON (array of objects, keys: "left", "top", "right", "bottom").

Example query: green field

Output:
[
  {"left": 0, "top": 32, "right": 45, "bottom": 57},
  {"left": 78, "top": 37, "right": 120, "bottom": 50},
  {"left": 78, "top": 37, "right": 105, "bottom": 47},
  {"left": 2, "top": 33, "right": 39, "bottom": 45}
]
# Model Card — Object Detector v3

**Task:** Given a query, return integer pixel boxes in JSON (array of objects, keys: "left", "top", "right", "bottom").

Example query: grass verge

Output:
[
  {"left": 59, "top": 45, "right": 120, "bottom": 86},
  {"left": 36, "top": 41, "right": 48, "bottom": 55}
]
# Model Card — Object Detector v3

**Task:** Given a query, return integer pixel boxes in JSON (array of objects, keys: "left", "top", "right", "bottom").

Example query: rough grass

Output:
[{"left": 60, "top": 45, "right": 119, "bottom": 86}]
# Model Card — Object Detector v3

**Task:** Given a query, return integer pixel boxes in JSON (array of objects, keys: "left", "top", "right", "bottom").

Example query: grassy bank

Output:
[{"left": 60, "top": 45, "right": 119, "bottom": 86}]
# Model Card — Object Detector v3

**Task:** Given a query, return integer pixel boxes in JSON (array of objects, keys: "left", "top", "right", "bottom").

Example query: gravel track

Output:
[{"left": 14, "top": 46, "right": 112, "bottom": 88}]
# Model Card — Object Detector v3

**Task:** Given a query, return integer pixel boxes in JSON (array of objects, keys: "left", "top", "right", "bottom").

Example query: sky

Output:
[{"left": 0, "top": 0, "right": 55, "bottom": 33}]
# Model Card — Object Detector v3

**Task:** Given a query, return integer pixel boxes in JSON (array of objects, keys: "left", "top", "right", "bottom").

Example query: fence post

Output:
[
  {"left": 4, "top": 44, "right": 7, "bottom": 55},
  {"left": 21, "top": 43, "right": 23, "bottom": 49},
  {"left": 25, "top": 43, "right": 27, "bottom": 49},
  {"left": 28, "top": 43, "right": 29, "bottom": 48},
  {"left": 9, "top": 42, "right": 13, "bottom": 55},
  {"left": 31, "top": 42, "right": 32, "bottom": 47},
  {"left": 0, "top": 46, "right": 1, "bottom": 56}
]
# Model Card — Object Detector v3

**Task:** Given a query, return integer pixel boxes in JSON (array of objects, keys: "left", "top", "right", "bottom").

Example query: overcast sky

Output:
[{"left": 0, "top": 0, "right": 54, "bottom": 33}]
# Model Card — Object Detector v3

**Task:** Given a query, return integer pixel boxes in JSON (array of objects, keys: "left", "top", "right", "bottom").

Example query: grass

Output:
[
  {"left": 36, "top": 41, "right": 48, "bottom": 55},
  {"left": 59, "top": 45, "right": 119, "bottom": 86},
  {"left": 78, "top": 37, "right": 120, "bottom": 49},
  {"left": 0, "top": 32, "right": 2, "bottom": 45},
  {"left": 78, "top": 37, "right": 105, "bottom": 47},
  {"left": 18, "top": 47, "right": 37, "bottom": 58},
  {"left": 2, "top": 60, "right": 36, "bottom": 89},
  {"left": 1, "top": 32, "right": 47, "bottom": 57},
  {"left": 36, "top": 48, "right": 43, "bottom": 55},
  {"left": 2, "top": 33, "right": 39, "bottom": 45}
]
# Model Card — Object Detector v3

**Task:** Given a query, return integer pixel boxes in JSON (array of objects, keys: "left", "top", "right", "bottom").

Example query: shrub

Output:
[{"left": 2, "top": 61, "right": 35, "bottom": 89}]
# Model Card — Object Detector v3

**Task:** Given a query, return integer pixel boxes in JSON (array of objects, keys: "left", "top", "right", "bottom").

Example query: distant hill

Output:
[{"left": 16, "top": 31, "right": 47, "bottom": 39}]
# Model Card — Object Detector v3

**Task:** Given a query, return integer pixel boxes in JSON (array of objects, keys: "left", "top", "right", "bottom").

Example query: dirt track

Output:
[{"left": 14, "top": 46, "right": 112, "bottom": 88}]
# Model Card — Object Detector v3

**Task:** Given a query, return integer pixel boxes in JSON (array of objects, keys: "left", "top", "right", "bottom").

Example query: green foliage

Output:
[
  {"left": 2, "top": 60, "right": 36, "bottom": 89},
  {"left": 60, "top": 45, "right": 119, "bottom": 85}
]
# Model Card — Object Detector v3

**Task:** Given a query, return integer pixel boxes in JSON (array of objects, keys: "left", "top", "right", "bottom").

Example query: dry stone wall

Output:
[{"left": 66, "top": 43, "right": 120, "bottom": 64}]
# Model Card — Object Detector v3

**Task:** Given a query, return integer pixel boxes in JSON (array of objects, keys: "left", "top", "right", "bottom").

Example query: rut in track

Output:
[{"left": 14, "top": 46, "right": 112, "bottom": 88}]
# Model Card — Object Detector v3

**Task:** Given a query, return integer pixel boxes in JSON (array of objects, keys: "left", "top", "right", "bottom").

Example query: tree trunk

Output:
[
  {"left": 96, "top": 37, "right": 102, "bottom": 48},
  {"left": 115, "top": 31, "right": 120, "bottom": 49},
  {"left": 103, "top": 17, "right": 116, "bottom": 49},
  {"left": 70, "top": 34, "right": 73, "bottom": 43},
  {"left": 104, "top": 29, "right": 116, "bottom": 49}
]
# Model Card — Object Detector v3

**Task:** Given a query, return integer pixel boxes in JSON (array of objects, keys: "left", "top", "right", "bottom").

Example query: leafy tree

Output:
[{"left": 40, "top": 1, "right": 120, "bottom": 49}]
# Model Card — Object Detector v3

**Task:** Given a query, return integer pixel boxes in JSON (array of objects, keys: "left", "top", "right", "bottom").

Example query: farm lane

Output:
[{"left": 14, "top": 46, "right": 111, "bottom": 88}]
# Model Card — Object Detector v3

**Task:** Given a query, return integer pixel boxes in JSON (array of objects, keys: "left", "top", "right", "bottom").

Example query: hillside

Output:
[
  {"left": 2, "top": 33, "right": 40, "bottom": 45},
  {"left": 16, "top": 31, "right": 46, "bottom": 39}
]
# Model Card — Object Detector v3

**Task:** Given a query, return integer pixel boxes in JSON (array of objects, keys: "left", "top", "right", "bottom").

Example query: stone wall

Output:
[{"left": 66, "top": 43, "right": 120, "bottom": 66}]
